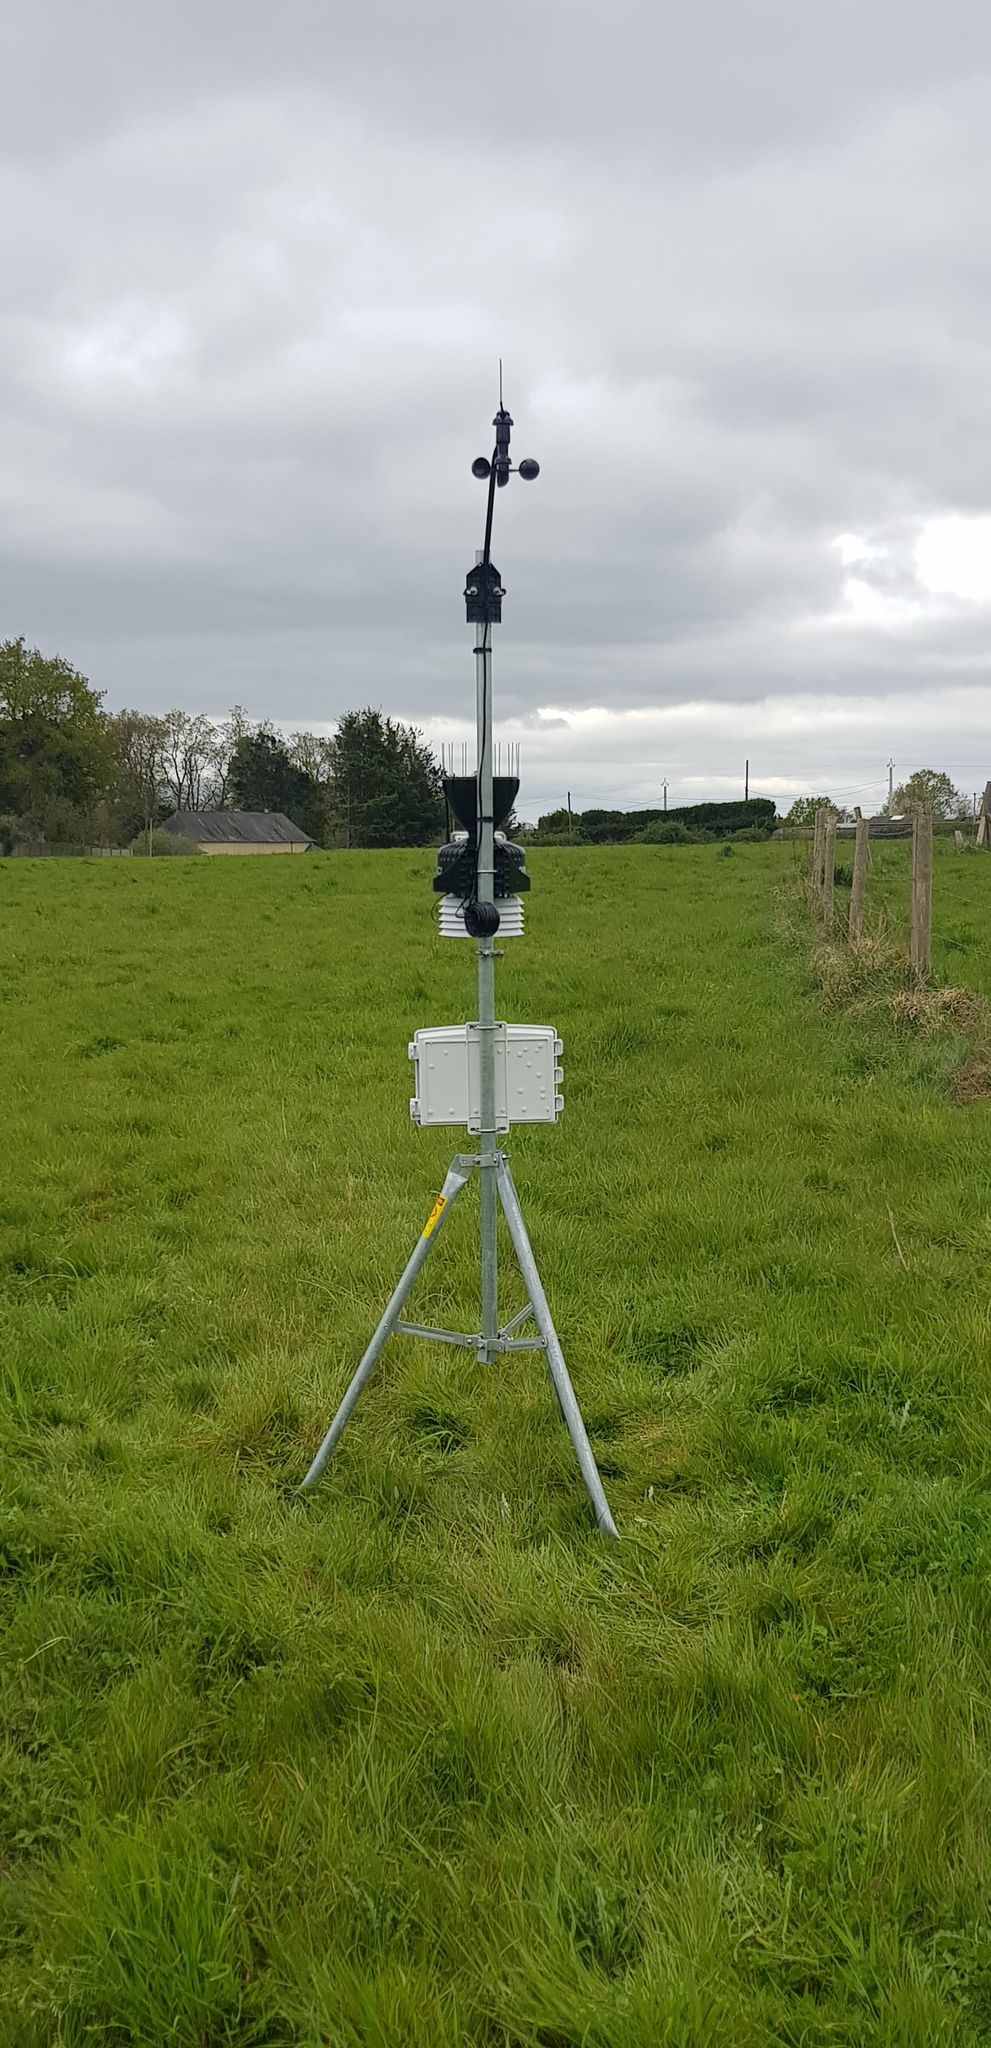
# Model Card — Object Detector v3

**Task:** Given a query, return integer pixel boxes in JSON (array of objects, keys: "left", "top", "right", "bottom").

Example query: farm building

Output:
[
  {"left": 161, "top": 811, "right": 314, "bottom": 855},
  {"left": 835, "top": 815, "right": 912, "bottom": 839}
]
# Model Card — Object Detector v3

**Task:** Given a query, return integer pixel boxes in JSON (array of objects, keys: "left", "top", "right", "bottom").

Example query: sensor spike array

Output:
[{"left": 441, "top": 740, "right": 520, "bottom": 779}]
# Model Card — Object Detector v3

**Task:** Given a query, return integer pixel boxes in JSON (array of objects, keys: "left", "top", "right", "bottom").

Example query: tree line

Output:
[
  {"left": 0, "top": 638, "right": 444, "bottom": 852},
  {"left": 533, "top": 775, "right": 974, "bottom": 847},
  {"left": 2, "top": 635, "right": 973, "bottom": 857},
  {"left": 782, "top": 772, "right": 971, "bottom": 824}
]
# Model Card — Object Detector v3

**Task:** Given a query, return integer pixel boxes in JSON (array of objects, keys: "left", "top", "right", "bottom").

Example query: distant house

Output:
[
  {"left": 835, "top": 815, "right": 912, "bottom": 840},
  {"left": 161, "top": 811, "right": 314, "bottom": 855}
]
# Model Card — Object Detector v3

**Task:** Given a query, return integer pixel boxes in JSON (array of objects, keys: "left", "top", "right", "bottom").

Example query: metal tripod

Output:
[
  {"left": 302, "top": 391, "right": 618, "bottom": 1538},
  {"left": 300, "top": 1148, "right": 618, "bottom": 1536}
]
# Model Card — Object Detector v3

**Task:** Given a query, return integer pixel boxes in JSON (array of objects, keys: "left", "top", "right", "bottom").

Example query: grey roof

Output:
[
  {"left": 162, "top": 810, "right": 313, "bottom": 845},
  {"left": 836, "top": 815, "right": 912, "bottom": 838}
]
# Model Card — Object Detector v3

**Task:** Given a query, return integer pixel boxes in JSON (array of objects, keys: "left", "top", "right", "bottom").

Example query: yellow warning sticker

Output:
[{"left": 421, "top": 1193, "right": 448, "bottom": 1240}]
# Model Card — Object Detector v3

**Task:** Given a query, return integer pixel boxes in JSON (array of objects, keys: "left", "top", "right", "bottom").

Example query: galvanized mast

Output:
[
  {"left": 474, "top": 596, "right": 499, "bottom": 1360},
  {"left": 301, "top": 387, "right": 618, "bottom": 1538}
]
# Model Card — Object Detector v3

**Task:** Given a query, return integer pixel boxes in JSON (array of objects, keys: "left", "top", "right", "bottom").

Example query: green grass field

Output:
[
  {"left": 2, "top": 842, "right": 991, "bottom": 2046},
  {"left": 842, "top": 834, "right": 991, "bottom": 994}
]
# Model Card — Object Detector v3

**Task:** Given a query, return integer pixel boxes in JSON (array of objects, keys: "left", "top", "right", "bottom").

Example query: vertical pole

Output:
[
  {"left": 745, "top": 758, "right": 749, "bottom": 801},
  {"left": 849, "top": 806, "right": 870, "bottom": 946},
  {"left": 663, "top": 779, "right": 668, "bottom": 812},
  {"left": 911, "top": 814, "right": 933, "bottom": 977},
  {"left": 887, "top": 758, "right": 895, "bottom": 804},
  {"left": 822, "top": 813, "right": 837, "bottom": 927},
  {"left": 566, "top": 790, "right": 574, "bottom": 840},
  {"left": 475, "top": 593, "right": 499, "bottom": 1360},
  {"left": 977, "top": 783, "right": 991, "bottom": 850},
  {"left": 810, "top": 806, "right": 824, "bottom": 898}
]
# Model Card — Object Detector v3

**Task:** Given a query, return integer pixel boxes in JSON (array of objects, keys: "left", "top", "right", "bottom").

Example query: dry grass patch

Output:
[
  {"left": 795, "top": 888, "right": 991, "bottom": 1105},
  {"left": 889, "top": 984, "right": 980, "bottom": 1036},
  {"left": 948, "top": 1048, "right": 991, "bottom": 1105}
]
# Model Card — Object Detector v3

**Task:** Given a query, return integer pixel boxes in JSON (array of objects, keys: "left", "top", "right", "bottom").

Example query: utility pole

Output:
[
  {"left": 566, "top": 789, "right": 574, "bottom": 841},
  {"left": 887, "top": 758, "right": 895, "bottom": 805},
  {"left": 662, "top": 779, "right": 668, "bottom": 813},
  {"left": 745, "top": 758, "right": 749, "bottom": 801}
]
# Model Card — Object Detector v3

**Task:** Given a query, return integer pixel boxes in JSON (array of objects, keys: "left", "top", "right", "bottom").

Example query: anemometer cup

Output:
[{"left": 471, "top": 456, "right": 539, "bottom": 482}]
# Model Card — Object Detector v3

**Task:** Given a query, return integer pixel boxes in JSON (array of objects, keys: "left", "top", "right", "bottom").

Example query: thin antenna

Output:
[{"left": 499, "top": 358, "right": 504, "bottom": 408}]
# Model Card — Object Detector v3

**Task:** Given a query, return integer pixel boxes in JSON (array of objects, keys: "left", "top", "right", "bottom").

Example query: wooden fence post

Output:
[
  {"left": 821, "top": 812, "right": 837, "bottom": 927},
  {"left": 911, "top": 814, "right": 933, "bottom": 976},
  {"left": 849, "top": 806, "right": 870, "bottom": 945},
  {"left": 977, "top": 781, "right": 991, "bottom": 849},
  {"left": 810, "top": 808, "right": 824, "bottom": 898}
]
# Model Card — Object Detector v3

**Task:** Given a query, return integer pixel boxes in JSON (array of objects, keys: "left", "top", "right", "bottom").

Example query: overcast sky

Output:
[{"left": 3, "top": 1, "right": 990, "bottom": 818}]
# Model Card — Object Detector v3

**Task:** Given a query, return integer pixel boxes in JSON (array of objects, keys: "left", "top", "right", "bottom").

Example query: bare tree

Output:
[
  {"left": 107, "top": 710, "right": 168, "bottom": 840},
  {"left": 209, "top": 704, "right": 256, "bottom": 807},
  {"left": 286, "top": 728, "right": 332, "bottom": 784},
  {"left": 159, "top": 710, "right": 218, "bottom": 812}
]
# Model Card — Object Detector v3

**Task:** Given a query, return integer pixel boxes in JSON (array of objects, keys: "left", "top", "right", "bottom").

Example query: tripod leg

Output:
[
  {"left": 301, "top": 1155, "right": 475, "bottom": 1490},
  {"left": 495, "top": 1156, "right": 619, "bottom": 1539}
]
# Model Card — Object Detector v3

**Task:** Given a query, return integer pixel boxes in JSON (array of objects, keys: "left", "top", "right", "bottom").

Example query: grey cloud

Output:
[
  {"left": 7, "top": 0, "right": 989, "bottom": 166},
  {"left": 516, "top": 711, "right": 571, "bottom": 731},
  {"left": 2, "top": 2, "right": 991, "bottom": 795}
]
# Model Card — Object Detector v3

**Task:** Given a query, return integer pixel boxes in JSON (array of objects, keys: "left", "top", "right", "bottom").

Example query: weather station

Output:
[{"left": 302, "top": 387, "right": 619, "bottom": 1538}]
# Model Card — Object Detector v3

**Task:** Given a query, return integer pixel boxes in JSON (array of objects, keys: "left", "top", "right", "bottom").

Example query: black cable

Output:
[
  {"left": 476, "top": 619, "right": 490, "bottom": 882},
  {"left": 473, "top": 436, "right": 501, "bottom": 906},
  {"left": 429, "top": 411, "right": 503, "bottom": 933},
  {"left": 435, "top": 398, "right": 511, "bottom": 928}
]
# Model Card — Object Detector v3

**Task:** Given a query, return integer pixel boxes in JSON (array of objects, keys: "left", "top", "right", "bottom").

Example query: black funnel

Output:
[{"left": 444, "top": 775, "right": 518, "bottom": 839}]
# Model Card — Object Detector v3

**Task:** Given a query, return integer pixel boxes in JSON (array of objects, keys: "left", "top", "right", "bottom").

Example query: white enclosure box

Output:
[{"left": 409, "top": 1022, "right": 563, "bottom": 1130}]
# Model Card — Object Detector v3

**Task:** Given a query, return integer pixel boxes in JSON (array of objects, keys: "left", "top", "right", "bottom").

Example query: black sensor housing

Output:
[
  {"left": 433, "top": 775, "right": 531, "bottom": 901},
  {"left": 464, "top": 560, "right": 505, "bottom": 625}
]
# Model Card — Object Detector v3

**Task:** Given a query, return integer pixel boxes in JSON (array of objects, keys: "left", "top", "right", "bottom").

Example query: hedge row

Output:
[{"left": 534, "top": 798, "right": 777, "bottom": 844}]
